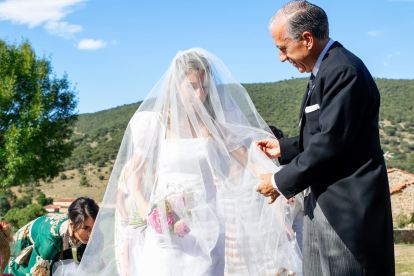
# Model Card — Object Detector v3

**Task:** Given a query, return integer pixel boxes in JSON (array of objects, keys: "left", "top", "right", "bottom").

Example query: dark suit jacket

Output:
[{"left": 274, "top": 42, "right": 394, "bottom": 275}]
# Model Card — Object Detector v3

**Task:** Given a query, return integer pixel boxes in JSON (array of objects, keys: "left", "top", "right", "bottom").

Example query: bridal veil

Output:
[{"left": 72, "top": 48, "right": 302, "bottom": 276}]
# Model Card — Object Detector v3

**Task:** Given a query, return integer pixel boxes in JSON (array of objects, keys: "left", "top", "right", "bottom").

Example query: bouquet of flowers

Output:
[{"left": 130, "top": 191, "right": 194, "bottom": 237}]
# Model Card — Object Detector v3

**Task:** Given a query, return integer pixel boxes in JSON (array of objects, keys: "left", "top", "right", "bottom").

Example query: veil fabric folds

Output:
[{"left": 74, "top": 48, "right": 302, "bottom": 276}]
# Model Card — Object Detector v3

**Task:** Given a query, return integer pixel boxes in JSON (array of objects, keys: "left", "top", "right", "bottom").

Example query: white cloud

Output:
[
  {"left": 0, "top": 0, "right": 111, "bottom": 49},
  {"left": 44, "top": 21, "right": 82, "bottom": 39},
  {"left": 367, "top": 30, "right": 379, "bottom": 36},
  {"left": 0, "top": 0, "right": 87, "bottom": 27},
  {"left": 77, "top": 39, "right": 107, "bottom": 50},
  {"left": 384, "top": 62, "right": 390, "bottom": 66},
  {"left": 387, "top": 52, "right": 401, "bottom": 58}
]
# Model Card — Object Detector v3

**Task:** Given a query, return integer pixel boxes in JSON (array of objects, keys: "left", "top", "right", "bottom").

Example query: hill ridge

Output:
[{"left": 65, "top": 78, "right": 414, "bottom": 174}]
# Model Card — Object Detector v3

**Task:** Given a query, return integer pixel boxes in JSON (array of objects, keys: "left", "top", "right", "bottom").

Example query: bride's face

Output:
[{"left": 180, "top": 70, "right": 209, "bottom": 103}]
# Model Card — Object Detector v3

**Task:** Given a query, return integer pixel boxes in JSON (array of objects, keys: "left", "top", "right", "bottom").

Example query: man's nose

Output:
[{"left": 279, "top": 49, "right": 287, "bottom": 62}]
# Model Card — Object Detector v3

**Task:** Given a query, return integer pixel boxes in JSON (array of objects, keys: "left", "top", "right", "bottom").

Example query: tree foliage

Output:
[
  {"left": 36, "top": 192, "right": 53, "bottom": 206},
  {"left": 4, "top": 203, "right": 47, "bottom": 229},
  {"left": 0, "top": 39, "right": 78, "bottom": 188},
  {"left": 0, "top": 194, "right": 11, "bottom": 216},
  {"left": 13, "top": 196, "right": 32, "bottom": 209}
]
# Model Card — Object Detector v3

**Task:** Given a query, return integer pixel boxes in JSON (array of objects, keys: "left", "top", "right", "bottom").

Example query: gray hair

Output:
[{"left": 269, "top": 1, "right": 329, "bottom": 42}]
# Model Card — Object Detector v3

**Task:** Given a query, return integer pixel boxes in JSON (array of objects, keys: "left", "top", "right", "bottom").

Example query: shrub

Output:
[
  {"left": 0, "top": 195, "right": 11, "bottom": 216},
  {"left": 396, "top": 214, "right": 410, "bottom": 229},
  {"left": 383, "top": 126, "right": 396, "bottom": 136},
  {"left": 78, "top": 168, "right": 85, "bottom": 175},
  {"left": 4, "top": 204, "right": 47, "bottom": 230},
  {"left": 98, "top": 175, "right": 104, "bottom": 181},
  {"left": 13, "top": 196, "right": 32, "bottom": 209},
  {"left": 36, "top": 193, "right": 53, "bottom": 206},
  {"left": 60, "top": 173, "right": 67, "bottom": 180},
  {"left": 80, "top": 176, "right": 89, "bottom": 186}
]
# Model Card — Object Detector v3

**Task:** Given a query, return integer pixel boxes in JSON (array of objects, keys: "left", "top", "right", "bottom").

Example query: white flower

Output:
[{"left": 384, "top": 151, "right": 394, "bottom": 160}]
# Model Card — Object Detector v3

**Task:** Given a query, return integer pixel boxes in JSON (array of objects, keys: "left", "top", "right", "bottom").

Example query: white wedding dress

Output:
[
  {"left": 71, "top": 48, "right": 302, "bottom": 276},
  {"left": 131, "top": 133, "right": 225, "bottom": 276}
]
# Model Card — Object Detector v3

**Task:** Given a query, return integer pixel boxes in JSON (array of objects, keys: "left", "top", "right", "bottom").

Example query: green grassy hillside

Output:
[{"left": 64, "top": 78, "right": 414, "bottom": 173}]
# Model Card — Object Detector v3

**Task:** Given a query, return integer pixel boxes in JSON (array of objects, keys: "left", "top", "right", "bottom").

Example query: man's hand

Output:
[
  {"left": 255, "top": 138, "right": 281, "bottom": 159},
  {"left": 256, "top": 173, "right": 280, "bottom": 204}
]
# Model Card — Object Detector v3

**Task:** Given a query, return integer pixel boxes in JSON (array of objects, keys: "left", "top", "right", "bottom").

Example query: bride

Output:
[{"left": 69, "top": 48, "right": 302, "bottom": 276}]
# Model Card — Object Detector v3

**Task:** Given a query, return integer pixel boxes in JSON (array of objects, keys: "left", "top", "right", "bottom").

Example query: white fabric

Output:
[
  {"left": 304, "top": 104, "right": 320, "bottom": 114},
  {"left": 53, "top": 260, "right": 79, "bottom": 276},
  {"left": 69, "top": 48, "right": 302, "bottom": 276}
]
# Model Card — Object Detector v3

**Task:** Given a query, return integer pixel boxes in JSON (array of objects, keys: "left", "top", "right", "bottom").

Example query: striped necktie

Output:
[{"left": 308, "top": 73, "right": 315, "bottom": 95}]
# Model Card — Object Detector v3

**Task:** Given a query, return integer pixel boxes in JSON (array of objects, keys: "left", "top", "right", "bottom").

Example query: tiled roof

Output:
[
  {"left": 44, "top": 205, "right": 61, "bottom": 208},
  {"left": 53, "top": 198, "right": 77, "bottom": 202},
  {"left": 388, "top": 168, "right": 414, "bottom": 177},
  {"left": 389, "top": 168, "right": 414, "bottom": 194},
  {"left": 390, "top": 181, "right": 414, "bottom": 194}
]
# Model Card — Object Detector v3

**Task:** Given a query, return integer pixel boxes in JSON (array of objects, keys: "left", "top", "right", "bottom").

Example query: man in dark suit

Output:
[{"left": 255, "top": 1, "right": 394, "bottom": 275}]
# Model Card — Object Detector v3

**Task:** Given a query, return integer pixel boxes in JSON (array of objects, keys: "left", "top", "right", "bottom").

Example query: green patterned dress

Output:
[{"left": 5, "top": 212, "right": 85, "bottom": 276}]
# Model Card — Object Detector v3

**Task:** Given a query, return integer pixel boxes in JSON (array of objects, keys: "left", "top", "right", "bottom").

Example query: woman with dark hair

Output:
[{"left": 5, "top": 197, "right": 99, "bottom": 276}]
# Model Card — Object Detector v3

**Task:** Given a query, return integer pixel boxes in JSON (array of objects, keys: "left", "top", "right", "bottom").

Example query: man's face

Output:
[{"left": 271, "top": 19, "right": 312, "bottom": 73}]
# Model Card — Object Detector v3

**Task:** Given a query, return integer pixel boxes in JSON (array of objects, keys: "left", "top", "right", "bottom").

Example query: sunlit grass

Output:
[{"left": 396, "top": 244, "right": 414, "bottom": 275}]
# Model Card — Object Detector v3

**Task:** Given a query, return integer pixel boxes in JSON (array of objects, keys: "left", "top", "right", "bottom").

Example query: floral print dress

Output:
[{"left": 5, "top": 213, "right": 84, "bottom": 276}]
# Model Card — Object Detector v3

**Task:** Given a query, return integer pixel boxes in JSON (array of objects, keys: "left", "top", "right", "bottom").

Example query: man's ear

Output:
[{"left": 302, "top": 31, "right": 313, "bottom": 49}]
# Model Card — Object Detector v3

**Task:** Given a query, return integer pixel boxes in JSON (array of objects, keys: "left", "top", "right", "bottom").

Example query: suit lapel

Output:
[
  {"left": 299, "top": 85, "right": 310, "bottom": 125},
  {"left": 298, "top": 41, "right": 343, "bottom": 127}
]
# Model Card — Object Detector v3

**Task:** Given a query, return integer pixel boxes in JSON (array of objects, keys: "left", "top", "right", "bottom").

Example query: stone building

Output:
[
  {"left": 44, "top": 198, "right": 77, "bottom": 213},
  {"left": 388, "top": 168, "right": 414, "bottom": 224}
]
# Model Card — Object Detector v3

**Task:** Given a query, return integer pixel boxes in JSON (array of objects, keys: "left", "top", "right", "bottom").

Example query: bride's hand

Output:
[
  {"left": 280, "top": 195, "right": 296, "bottom": 204},
  {"left": 137, "top": 201, "right": 150, "bottom": 222},
  {"left": 255, "top": 138, "right": 281, "bottom": 159}
]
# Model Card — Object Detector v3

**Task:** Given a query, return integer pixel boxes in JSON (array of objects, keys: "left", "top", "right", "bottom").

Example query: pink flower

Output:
[
  {"left": 166, "top": 213, "right": 174, "bottom": 226},
  {"left": 166, "top": 193, "right": 186, "bottom": 210},
  {"left": 174, "top": 219, "right": 191, "bottom": 237},
  {"left": 148, "top": 208, "right": 175, "bottom": 234}
]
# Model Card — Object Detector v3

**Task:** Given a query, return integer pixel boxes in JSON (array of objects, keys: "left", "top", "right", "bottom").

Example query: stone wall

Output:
[
  {"left": 388, "top": 169, "right": 414, "bottom": 189},
  {"left": 394, "top": 229, "right": 414, "bottom": 244},
  {"left": 391, "top": 184, "right": 414, "bottom": 221}
]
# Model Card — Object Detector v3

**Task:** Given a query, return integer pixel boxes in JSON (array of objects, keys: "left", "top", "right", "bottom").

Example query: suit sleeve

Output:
[
  {"left": 275, "top": 64, "right": 367, "bottom": 199},
  {"left": 278, "top": 135, "right": 300, "bottom": 165}
]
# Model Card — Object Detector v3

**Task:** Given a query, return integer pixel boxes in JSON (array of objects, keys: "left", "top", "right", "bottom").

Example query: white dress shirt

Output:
[{"left": 271, "top": 38, "right": 335, "bottom": 195}]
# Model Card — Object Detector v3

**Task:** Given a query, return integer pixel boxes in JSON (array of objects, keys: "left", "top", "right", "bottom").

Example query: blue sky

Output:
[{"left": 0, "top": 0, "right": 413, "bottom": 114}]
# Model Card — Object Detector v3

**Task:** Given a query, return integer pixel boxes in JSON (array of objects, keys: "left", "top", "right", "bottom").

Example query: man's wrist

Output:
[{"left": 271, "top": 173, "right": 284, "bottom": 197}]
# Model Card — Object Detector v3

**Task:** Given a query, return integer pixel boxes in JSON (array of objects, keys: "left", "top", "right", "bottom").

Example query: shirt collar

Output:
[{"left": 312, "top": 38, "right": 335, "bottom": 77}]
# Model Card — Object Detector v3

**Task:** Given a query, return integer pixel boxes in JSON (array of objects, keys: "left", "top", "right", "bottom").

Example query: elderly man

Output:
[{"left": 256, "top": 1, "right": 394, "bottom": 275}]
